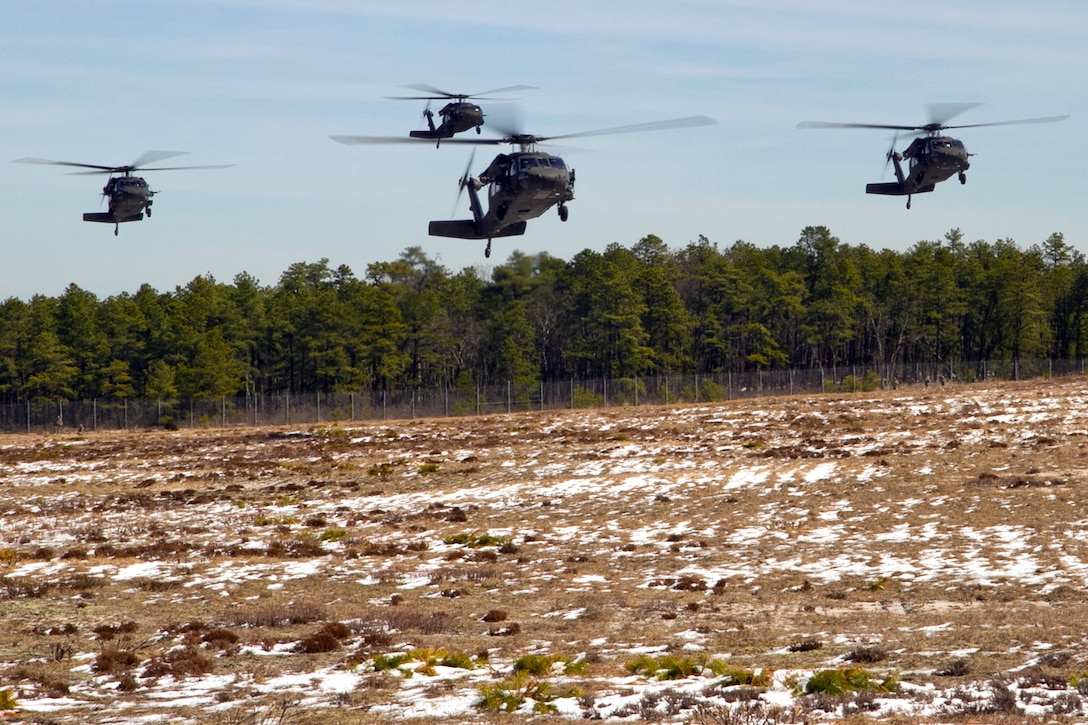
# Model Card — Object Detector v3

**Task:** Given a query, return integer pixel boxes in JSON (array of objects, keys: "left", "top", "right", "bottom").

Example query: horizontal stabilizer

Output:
[
  {"left": 866, "top": 183, "right": 936, "bottom": 197},
  {"left": 83, "top": 212, "right": 143, "bottom": 223},
  {"left": 428, "top": 220, "right": 527, "bottom": 239},
  {"left": 865, "top": 182, "right": 906, "bottom": 196}
]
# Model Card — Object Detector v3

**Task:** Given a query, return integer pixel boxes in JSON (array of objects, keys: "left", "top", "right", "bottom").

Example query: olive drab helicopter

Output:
[
  {"left": 14, "top": 151, "right": 235, "bottom": 235},
  {"left": 332, "top": 115, "right": 717, "bottom": 257},
  {"left": 798, "top": 103, "right": 1069, "bottom": 209},
  {"left": 385, "top": 84, "right": 537, "bottom": 146}
]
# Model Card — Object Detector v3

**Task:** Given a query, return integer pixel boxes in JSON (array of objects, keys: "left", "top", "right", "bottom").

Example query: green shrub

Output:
[
  {"left": 625, "top": 654, "right": 709, "bottom": 680},
  {"left": 443, "top": 532, "right": 512, "bottom": 548},
  {"left": 476, "top": 671, "right": 556, "bottom": 713},
  {"left": 804, "top": 667, "right": 898, "bottom": 696},
  {"left": 715, "top": 666, "right": 771, "bottom": 687},
  {"left": 571, "top": 387, "right": 603, "bottom": 408},
  {"left": 0, "top": 689, "right": 16, "bottom": 711}
]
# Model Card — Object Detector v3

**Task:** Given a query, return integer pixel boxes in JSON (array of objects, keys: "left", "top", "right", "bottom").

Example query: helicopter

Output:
[
  {"left": 798, "top": 104, "right": 1069, "bottom": 209},
  {"left": 331, "top": 115, "right": 717, "bottom": 258},
  {"left": 14, "top": 151, "right": 235, "bottom": 235},
  {"left": 385, "top": 84, "right": 537, "bottom": 146}
]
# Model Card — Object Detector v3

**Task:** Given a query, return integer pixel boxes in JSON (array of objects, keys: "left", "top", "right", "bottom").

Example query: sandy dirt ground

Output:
[{"left": 3, "top": 377, "right": 1088, "bottom": 723}]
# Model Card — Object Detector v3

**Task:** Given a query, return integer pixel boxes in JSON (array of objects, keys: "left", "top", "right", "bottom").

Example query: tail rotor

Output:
[
  {"left": 453, "top": 149, "right": 476, "bottom": 215},
  {"left": 882, "top": 132, "right": 899, "bottom": 178}
]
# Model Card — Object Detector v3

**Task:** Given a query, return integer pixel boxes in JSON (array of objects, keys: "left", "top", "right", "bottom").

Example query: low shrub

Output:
[{"left": 804, "top": 667, "right": 898, "bottom": 696}]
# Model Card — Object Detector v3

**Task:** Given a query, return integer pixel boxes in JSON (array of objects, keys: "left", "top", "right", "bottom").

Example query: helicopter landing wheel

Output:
[
  {"left": 476, "top": 126, "right": 482, "bottom": 134},
  {"left": 114, "top": 224, "right": 119, "bottom": 236},
  {"left": 558, "top": 204, "right": 569, "bottom": 222},
  {"left": 959, "top": 172, "right": 967, "bottom": 185},
  {"left": 906, "top": 196, "right": 912, "bottom": 210},
  {"left": 485, "top": 239, "right": 492, "bottom": 258}
]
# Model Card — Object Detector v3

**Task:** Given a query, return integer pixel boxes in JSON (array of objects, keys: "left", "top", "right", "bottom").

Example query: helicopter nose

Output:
[{"left": 524, "top": 166, "right": 569, "bottom": 190}]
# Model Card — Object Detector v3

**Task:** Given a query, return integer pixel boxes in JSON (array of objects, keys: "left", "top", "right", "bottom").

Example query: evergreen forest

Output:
[{"left": 2, "top": 226, "right": 1086, "bottom": 403}]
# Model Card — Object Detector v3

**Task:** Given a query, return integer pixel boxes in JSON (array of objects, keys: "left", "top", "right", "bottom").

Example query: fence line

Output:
[{"left": 3, "top": 358, "right": 1084, "bottom": 434}]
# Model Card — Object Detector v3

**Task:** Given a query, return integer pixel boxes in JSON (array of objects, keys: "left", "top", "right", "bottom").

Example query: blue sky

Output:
[{"left": 2, "top": 1, "right": 1084, "bottom": 299}]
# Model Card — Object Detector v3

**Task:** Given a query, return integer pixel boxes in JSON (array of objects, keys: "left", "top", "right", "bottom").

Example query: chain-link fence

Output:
[{"left": 4, "top": 358, "right": 1084, "bottom": 434}]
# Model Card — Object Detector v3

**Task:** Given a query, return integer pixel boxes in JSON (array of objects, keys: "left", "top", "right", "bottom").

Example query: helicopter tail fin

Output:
[{"left": 428, "top": 220, "right": 527, "bottom": 239}]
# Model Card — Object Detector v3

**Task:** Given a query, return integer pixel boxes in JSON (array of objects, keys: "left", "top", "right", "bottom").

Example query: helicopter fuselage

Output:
[
  {"left": 866, "top": 135, "right": 970, "bottom": 206},
  {"left": 409, "top": 101, "right": 485, "bottom": 140},
  {"left": 428, "top": 151, "right": 575, "bottom": 257},
  {"left": 83, "top": 175, "right": 154, "bottom": 229}
]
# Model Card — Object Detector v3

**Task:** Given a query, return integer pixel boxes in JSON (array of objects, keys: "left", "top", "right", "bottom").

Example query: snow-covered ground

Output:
[{"left": 3, "top": 378, "right": 1088, "bottom": 723}]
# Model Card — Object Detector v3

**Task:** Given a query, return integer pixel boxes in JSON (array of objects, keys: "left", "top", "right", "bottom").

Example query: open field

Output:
[{"left": 4, "top": 377, "right": 1088, "bottom": 723}]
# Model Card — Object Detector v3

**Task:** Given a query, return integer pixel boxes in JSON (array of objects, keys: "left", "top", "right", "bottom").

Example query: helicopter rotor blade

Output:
[
  {"left": 330, "top": 135, "right": 430, "bottom": 145},
  {"left": 537, "top": 115, "right": 718, "bottom": 144},
  {"left": 942, "top": 114, "right": 1070, "bottom": 130},
  {"left": 133, "top": 164, "right": 237, "bottom": 172},
  {"left": 926, "top": 102, "right": 983, "bottom": 128},
  {"left": 14, "top": 157, "right": 118, "bottom": 172},
  {"left": 130, "top": 150, "right": 190, "bottom": 168},
  {"left": 387, "top": 84, "right": 537, "bottom": 101},
  {"left": 797, "top": 121, "right": 926, "bottom": 132}
]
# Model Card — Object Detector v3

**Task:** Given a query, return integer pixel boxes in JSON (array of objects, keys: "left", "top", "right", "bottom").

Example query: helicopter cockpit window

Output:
[
  {"left": 519, "top": 158, "right": 538, "bottom": 170},
  {"left": 549, "top": 158, "right": 566, "bottom": 169}
]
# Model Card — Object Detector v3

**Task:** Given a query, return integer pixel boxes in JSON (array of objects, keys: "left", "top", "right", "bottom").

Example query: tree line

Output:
[{"left": 1, "top": 226, "right": 1085, "bottom": 403}]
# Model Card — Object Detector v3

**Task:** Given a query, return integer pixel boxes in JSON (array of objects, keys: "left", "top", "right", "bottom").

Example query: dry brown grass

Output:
[{"left": 3, "top": 377, "right": 1088, "bottom": 722}]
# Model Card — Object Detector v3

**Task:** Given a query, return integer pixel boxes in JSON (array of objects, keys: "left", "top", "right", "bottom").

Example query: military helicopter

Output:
[
  {"left": 331, "top": 115, "right": 717, "bottom": 258},
  {"left": 385, "top": 84, "right": 537, "bottom": 146},
  {"left": 14, "top": 151, "right": 235, "bottom": 235},
  {"left": 798, "top": 104, "right": 1069, "bottom": 209}
]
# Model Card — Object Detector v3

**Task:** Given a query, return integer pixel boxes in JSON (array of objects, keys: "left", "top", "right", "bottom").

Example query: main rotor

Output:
[
  {"left": 332, "top": 115, "right": 719, "bottom": 152},
  {"left": 385, "top": 84, "right": 537, "bottom": 104},
  {"left": 14, "top": 150, "right": 236, "bottom": 177},
  {"left": 798, "top": 103, "right": 1070, "bottom": 137}
]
